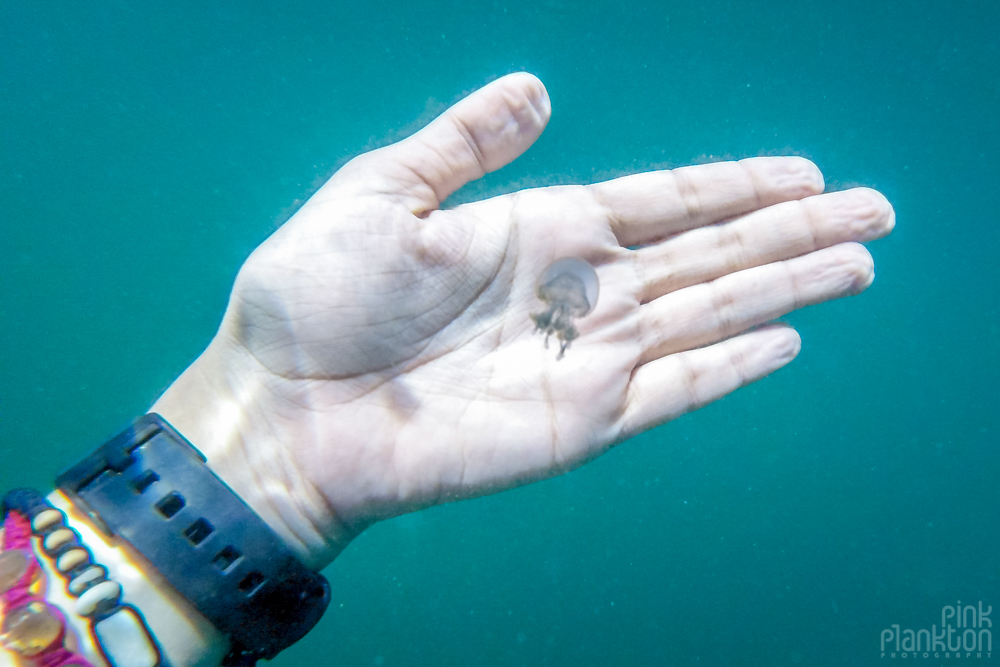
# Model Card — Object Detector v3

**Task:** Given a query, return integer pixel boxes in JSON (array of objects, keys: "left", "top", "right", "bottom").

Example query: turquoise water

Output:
[{"left": 2, "top": 1, "right": 998, "bottom": 665}]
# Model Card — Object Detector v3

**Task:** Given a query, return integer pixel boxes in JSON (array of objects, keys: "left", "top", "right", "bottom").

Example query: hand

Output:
[{"left": 152, "top": 72, "right": 894, "bottom": 569}]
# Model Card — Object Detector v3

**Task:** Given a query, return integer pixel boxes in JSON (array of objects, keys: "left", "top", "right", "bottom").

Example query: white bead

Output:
[
  {"left": 94, "top": 607, "right": 160, "bottom": 667},
  {"left": 43, "top": 528, "right": 75, "bottom": 552},
  {"left": 56, "top": 548, "right": 90, "bottom": 573},
  {"left": 75, "top": 579, "right": 121, "bottom": 617},
  {"left": 68, "top": 566, "right": 106, "bottom": 595},
  {"left": 31, "top": 509, "right": 64, "bottom": 532}
]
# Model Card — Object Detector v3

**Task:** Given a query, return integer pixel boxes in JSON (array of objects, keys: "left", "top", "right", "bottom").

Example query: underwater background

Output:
[{"left": 2, "top": 1, "right": 998, "bottom": 665}]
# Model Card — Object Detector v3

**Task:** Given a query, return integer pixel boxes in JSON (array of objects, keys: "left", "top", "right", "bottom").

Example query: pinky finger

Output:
[{"left": 618, "top": 324, "right": 802, "bottom": 441}]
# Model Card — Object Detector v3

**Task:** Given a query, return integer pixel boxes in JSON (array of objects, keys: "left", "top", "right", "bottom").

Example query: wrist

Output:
[
  {"left": 150, "top": 335, "right": 350, "bottom": 571},
  {"left": 41, "top": 412, "right": 333, "bottom": 664}
]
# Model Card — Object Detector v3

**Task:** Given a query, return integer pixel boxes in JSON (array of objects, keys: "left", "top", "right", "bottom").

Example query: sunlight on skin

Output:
[{"left": 148, "top": 73, "right": 894, "bottom": 571}]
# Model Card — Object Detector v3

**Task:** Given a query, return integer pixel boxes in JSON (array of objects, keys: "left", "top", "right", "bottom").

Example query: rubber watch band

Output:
[{"left": 55, "top": 414, "right": 331, "bottom": 666}]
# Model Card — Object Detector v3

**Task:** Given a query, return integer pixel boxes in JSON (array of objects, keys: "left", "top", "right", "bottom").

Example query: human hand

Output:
[{"left": 152, "top": 72, "right": 894, "bottom": 569}]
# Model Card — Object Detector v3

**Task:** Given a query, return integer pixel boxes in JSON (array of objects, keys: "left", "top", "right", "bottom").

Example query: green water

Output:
[{"left": 2, "top": 1, "right": 998, "bottom": 665}]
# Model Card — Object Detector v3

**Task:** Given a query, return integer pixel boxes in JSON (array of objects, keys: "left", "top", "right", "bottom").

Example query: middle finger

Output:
[{"left": 635, "top": 187, "right": 894, "bottom": 304}]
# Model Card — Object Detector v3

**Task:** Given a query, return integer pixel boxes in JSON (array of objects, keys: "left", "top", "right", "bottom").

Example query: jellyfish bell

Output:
[
  {"left": 530, "top": 257, "right": 600, "bottom": 359},
  {"left": 535, "top": 257, "right": 600, "bottom": 316}
]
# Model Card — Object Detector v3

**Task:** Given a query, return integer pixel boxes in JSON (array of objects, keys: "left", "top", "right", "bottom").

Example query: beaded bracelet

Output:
[{"left": 1, "top": 489, "right": 161, "bottom": 667}]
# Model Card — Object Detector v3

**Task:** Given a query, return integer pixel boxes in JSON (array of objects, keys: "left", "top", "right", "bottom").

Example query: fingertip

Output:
[
  {"left": 765, "top": 324, "right": 802, "bottom": 365},
  {"left": 790, "top": 156, "right": 825, "bottom": 195},
  {"left": 502, "top": 72, "right": 551, "bottom": 123},
  {"left": 744, "top": 324, "right": 802, "bottom": 375},
  {"left": 884, "top": 199, "right": 897, "bottom": 234},
  {"left": 856, "top": 247, "right": 877, "bottom": 293},
  {"left": 473, "top": 72, "right": 551, "bottom": 172},
  {"left": 833, "top": 242, "right": 876, "bottom": 295},
  {"left": 856, "top": 186, "right": 896, "bottom": 238},
  {"left": 742, "top": 155, "right": 826, "bottom": 202}
]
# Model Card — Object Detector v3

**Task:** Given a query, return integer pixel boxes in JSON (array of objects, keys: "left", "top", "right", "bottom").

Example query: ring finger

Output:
[{"left": 637, "top": 241, "right": 876, "bottom": 365}]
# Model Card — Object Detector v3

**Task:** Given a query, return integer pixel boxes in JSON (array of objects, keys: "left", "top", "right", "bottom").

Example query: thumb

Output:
[{"left": 340, "top": 72, "right": 551, "bottom": 215}]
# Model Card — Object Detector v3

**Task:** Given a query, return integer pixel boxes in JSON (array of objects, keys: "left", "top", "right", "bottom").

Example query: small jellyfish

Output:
[{"left": 530, "top": 257, "right": 600, "bottom": 359}]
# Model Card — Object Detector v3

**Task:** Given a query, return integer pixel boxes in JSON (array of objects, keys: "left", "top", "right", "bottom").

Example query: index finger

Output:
[{"left": 590, "top": 156, "right": 825, "bottom": 247}]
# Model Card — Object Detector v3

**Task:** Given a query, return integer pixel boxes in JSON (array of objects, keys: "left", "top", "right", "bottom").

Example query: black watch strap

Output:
[{"left": 56, "top": 414, "right": 331, "bottom": 665}]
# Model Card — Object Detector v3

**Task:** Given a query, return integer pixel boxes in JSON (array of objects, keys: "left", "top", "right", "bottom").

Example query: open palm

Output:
[{"left": 155, "top": 73, "right": 893, "bottom": 568}]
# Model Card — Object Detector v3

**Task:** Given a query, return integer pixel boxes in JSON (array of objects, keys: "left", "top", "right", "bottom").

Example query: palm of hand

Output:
[{"left": 228, "top": 180, "right": 641, "bottom": 527}]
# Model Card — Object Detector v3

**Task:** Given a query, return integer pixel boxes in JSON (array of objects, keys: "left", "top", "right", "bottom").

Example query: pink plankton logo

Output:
[{"left": 881, "top": 601, "right": 992, "bottom": 659}]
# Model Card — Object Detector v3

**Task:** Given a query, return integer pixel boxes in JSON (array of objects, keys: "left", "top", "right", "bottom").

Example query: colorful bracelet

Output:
[{"left": 1, "top": 489, "right": 161, "bottom": 667}]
